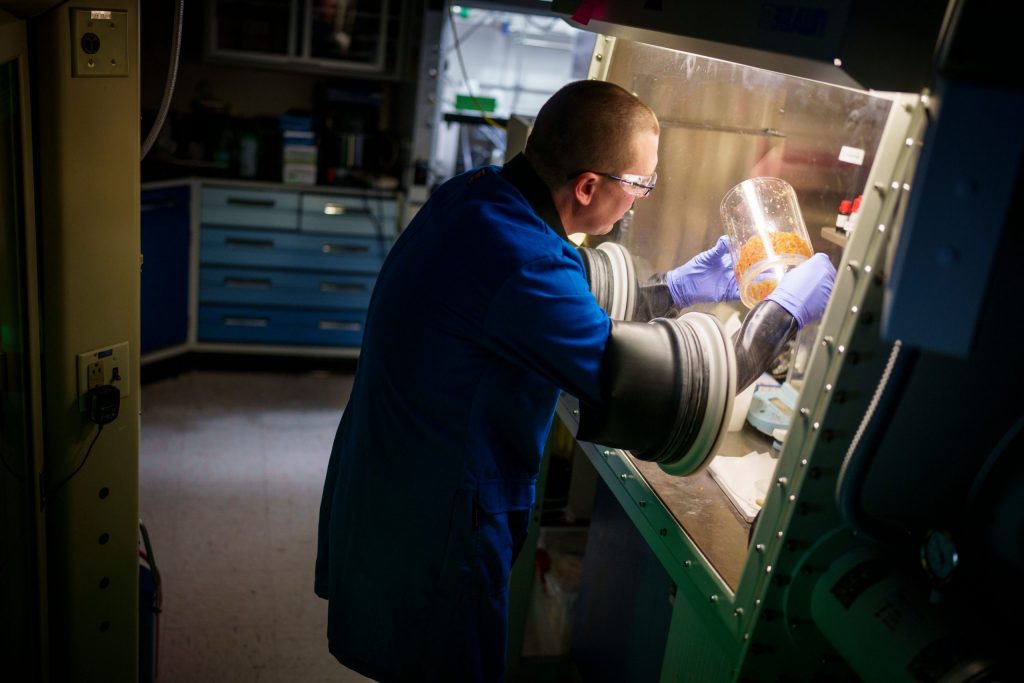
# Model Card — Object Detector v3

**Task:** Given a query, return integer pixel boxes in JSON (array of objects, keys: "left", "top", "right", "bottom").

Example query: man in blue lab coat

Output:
[{"left": 315, "top": 80, "right": 834, "bottom": 682}]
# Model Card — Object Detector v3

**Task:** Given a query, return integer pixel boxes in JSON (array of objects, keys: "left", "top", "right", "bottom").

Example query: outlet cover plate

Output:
[
  {"left": 77, "top": 342, "right": 130, "bottom": 410},
  {"left": 70, "top": 8, "right": 128, "bottom": 77}
]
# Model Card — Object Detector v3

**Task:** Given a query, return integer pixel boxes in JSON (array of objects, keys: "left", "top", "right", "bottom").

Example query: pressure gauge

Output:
[{"left": 921, "top": 529, "right": 959, "bottom": 585}]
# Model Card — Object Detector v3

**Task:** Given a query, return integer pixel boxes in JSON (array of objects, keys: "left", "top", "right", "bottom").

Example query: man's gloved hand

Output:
[
  {"left": 765, "top": 253, "right": 836, "bottom": 328},
  {"left": 666, "top": 235, "right": 740, "bottom": 308}
]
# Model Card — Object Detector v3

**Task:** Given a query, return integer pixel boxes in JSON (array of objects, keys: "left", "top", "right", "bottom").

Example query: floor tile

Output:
[{"left": 141, "top": 369, "right": 360, "bottom": 682}]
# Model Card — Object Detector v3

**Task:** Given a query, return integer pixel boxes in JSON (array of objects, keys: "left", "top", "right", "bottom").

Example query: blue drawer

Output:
[
  {"left": 198, "top": 305, "right": 366, "bottom": 347},
  {"left": 300, "top": 193, "right": 398, "bottom": 238},
  {"left": 199, "top": 267, "right": 375, "bottom": 310},
  {"left": 201, "top": 186, "right": 300, "bottom": 230},
  {"left": 200, "top": 228, "right": 388, "bottom": 274}
]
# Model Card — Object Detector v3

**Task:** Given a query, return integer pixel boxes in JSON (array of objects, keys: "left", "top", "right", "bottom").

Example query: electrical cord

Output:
[
  {"left": 45, "top": 424, "right": 103, "bottom": 508},
  {"left": 446, "top": 0, "right": 504, "bottom": 131},
  {"left": 835, "top": 339, "right": 918, "bottom": 541},
  {"left": 141, "top": 0, "right": 185, "bottom": 160}
]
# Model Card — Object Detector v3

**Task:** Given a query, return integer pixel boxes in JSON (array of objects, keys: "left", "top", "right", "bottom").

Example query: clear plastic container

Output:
[{"left": 720, "top": 177, "right": 813, "bottom": 308}]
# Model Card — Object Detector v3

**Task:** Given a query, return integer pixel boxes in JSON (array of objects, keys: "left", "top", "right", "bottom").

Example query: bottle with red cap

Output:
[
  {"left": 835, "top": 199, "right": 853, "bottom": 232},
  {"left": 846, "top": 195, "right": 863, "bottom": 234}
]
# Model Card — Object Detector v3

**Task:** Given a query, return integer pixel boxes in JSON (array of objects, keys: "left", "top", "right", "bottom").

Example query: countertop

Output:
[{"left": 627, "top": 425, "right": 774, "bottom": 589}]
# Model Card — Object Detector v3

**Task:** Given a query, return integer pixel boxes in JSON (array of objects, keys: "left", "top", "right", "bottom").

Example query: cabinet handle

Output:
[
  {"left": 223, "top": 316, "right": 269, "bottom": 327},
  {"left": 323, "top": 203, "right": 372, "bottom": 216},
  {"left": 322, "top": 243, "right": 369, "bottom": 254},
  {"left": 227, "top": 197, "right": 275, "bottom": 208},
  {"left": 318, "top": 320, "right": 362, "bottom": 331},
  {"left": 141, "top": 200, "right": 178, "bottom": 212},
  {"left": 225, "top": 237, "right": 275, "bottom": 248},
  {"left": 320, "top": 281, "right": 367, "bottom": 293},
  {"left": 224, "top": 277, "right": 272, "bottom": 289}
]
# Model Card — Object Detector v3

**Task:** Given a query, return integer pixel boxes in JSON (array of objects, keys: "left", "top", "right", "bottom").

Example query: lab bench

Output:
[{"left": 140, "top": 178, "right": 402, "bottom": 363}]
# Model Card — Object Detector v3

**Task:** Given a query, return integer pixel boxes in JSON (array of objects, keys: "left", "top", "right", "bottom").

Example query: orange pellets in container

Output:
[{"left": 720, "top": 177, "right": 813, "bottom": 308}]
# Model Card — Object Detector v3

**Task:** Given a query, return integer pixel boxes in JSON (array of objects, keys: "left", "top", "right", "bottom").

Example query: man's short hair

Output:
[{"left": 525, "top": 80, "right": 660, "bottom": 191}]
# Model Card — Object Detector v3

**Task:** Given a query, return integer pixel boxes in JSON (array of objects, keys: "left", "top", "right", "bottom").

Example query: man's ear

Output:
[{"left": 572, "top": 173, "right": 600, "bottom": 206}]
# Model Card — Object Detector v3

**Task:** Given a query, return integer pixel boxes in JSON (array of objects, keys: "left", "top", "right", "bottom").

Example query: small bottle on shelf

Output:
[
  {"left": 846, "top": 195, "right": 863, "bottom": 234},
  {"left": 835, "top": 199, "right": 853, "bottom": 232}
]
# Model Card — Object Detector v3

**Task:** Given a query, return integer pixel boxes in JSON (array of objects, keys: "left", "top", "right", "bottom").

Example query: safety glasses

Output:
[{"left": 569, "top": 170, "right": 658, "bottom": 198}]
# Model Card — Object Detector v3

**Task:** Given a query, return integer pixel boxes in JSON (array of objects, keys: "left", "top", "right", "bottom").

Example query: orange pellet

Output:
[
  {"left": 734, "top": 232, "right": 812, "bottom": 303},
  {"left": 747, "top": 279, "right": 779, "bottom": 301}
]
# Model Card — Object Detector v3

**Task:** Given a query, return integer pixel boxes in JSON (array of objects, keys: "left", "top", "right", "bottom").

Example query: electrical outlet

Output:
[
  {"left": 87, "top": 361, "right": 104, "bottom": 390},
  {"left": 70, "top": 8, "right": 129, "bottom": 78},
  {"left": 76, "top": 342, "right": 130, "bottom": 411}
]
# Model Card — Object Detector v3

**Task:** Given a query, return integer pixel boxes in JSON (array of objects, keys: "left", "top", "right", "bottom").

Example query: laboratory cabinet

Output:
[
  {"left": 206, "top": 0, "right": 412, "bottom": 79},
  {"left": 140, "top": 179, "right": 401, "bottom": 362}
]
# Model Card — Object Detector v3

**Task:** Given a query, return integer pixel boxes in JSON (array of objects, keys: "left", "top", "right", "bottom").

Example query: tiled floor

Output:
[{"left": 139, "top": 368, "right": 371, "bottom": 683}]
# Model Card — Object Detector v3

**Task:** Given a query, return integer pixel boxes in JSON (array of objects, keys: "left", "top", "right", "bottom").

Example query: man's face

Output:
[{"left": 579, "top": 130, "right": 659, "bottom": 236}]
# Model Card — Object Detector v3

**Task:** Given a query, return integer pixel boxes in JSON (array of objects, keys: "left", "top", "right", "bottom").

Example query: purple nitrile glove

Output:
[
  {"left": 666, "top": 235, "right": 741, "bottom": 308},
  {"left": 765, "top": 253, "right": 836, "bottom": 328}
]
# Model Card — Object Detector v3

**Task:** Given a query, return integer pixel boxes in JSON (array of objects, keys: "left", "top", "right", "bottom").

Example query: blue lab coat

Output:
[{"left": 315, "top": 154, "right": 610, "bottom": 682}]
